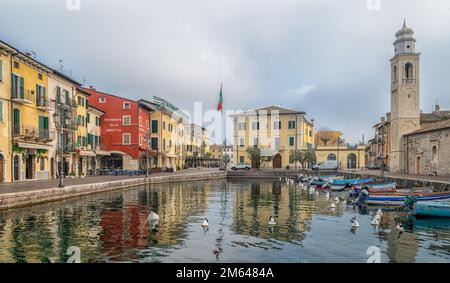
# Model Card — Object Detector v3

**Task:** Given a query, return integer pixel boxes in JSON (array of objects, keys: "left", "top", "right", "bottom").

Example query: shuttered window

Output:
[
  {"left": 0, "top": 100, "right": 3, "bottom": 122},
  {"left": 0, "top": 60, "right": 3, "bottom": 82}
]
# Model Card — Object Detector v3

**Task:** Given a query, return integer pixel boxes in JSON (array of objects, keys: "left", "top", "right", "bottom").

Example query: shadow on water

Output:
[{"left": 0, "top": 179, "right": 448, "bottom": 263}]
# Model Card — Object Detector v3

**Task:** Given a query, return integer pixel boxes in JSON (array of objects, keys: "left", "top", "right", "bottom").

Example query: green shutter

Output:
[
  {"left": 19, "top": 77, "right": 24, "bottom": 99},
  {"left": 44, "top": 116, "right": 49, "bottom": 129},
  {"left": 0, "top": 101, "right": 3, "bottom": 122},
  {"left": 88, "top": 134, "right": 93, "bottom": 145},
  {"left": 36, "top": 84, "right": 40, "bottom": 105},
  {"left": 38, "top": 116, "right": 43, "bottom": 130},
  {"left": 11, "top": 74, "right": 16, "bottom": 97}
]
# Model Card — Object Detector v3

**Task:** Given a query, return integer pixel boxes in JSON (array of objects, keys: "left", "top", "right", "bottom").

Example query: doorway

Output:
[
  {"left": 25, "top": 154, "right": 34, "bottom": 180},
  {"left": 273, "top": 154, "right": 282, "bottom": 169},
  {"left": 13, "top": 155, "right": 20, "bottom": 181},
  {"left": 0, "top": 154, "right": 4, "bottom": 183},
  {"left": 415, "top": 156, "right": 422, "bottom": 175}
]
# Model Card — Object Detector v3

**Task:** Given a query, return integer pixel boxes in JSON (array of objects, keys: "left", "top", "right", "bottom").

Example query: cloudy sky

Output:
[{"left": 1, "top": 0, "right": 450, "bottom": 143}]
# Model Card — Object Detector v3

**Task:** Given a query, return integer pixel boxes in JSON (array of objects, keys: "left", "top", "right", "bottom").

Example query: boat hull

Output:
[
  {"left": 415, "top": 201, "right": 450, "bottom": 217},
  {"left": 367, "top": 193, "right": 450, "bottom": 206}
]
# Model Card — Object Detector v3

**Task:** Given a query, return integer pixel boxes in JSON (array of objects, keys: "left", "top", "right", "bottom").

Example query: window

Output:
[
  {"left": 288, "top": 121, "right": 295, "bottom": 129},
  {"left": 392, "top": 65, "right": 398, "bottom": 82},
  {"left": 38, "top": 116, "right": 49, "bottom": 139},
  {"left": 0, "top": 100, "right": 3, "bottom": 122},
  {"left": 239, "top": 138, "right": 245, "bottom": 147},
  {"left": 163, "top": 121, "right": 166, "bottom": 130},
  {"left": 123, "top": 116, "right": 131, "bottom": 125},
  {"left": 309, "top": 130, "right": 312, "bottom": 137},
  {"left": 162, "top": 139, "right": 166, "bottom": 150},
  {"left": 0, "top": 60, "right": 3, "bottom": 82},
  {"left": 99, "top": 97, "right": 106, "bottom": 103},
  {"left": 139, "top": 116, "right": 142, "bottom": 126},
  {"left": 327, "top": 153, "right": 337, "bottom": 161},
  {"left": 252, "top": 122, "right": 259, "bottom": 130},
  {"left": 274, "top": 121, "right": 281, "bottom": 130},
  {"left": 253, "top": 137, "right": 259, "bottom": 147},
  {"left": 432, "top": 146, "right": 438, "bottom": 161},
  {"left": 405, "top": 63, "right": 414, "bottom": 79},
  {"left": 38, "top": 73, "right": 43, "bottom": 80},
  {"left": 151, "top": 138, "right": 158, "bottom": 150},
  {"left": 239, "top": 156, "right": 245, "bottom": 164},
  {"left": 123, "top": 102, "right": 131, "bottom": 109},
  {"left": 238, "top": 122, "right": 246, "bottom": 130},
  {"left": 169, "top": 140, "right": 172, "bottom": 148},
  {"left": 86, "top": 113, "right": 90, "bottom": 124},
  {"left": 36, "top": 85, "right": 46, "bottom": 106},
  {"left": 123, "top": 133, "right": 131, "bottom": 145},
  {"left": 274, "top": 137, "right": 280, "bottom": 150},
  {"left": 14, "top": 61, "right": 19, "bottom": 69},
  {"left": 11, "top": 74, "right": 24, "bottom": 99},
  {"left": 151, "top": 120, "right": 158, "bottom": 133},
  {"left": 289, "top": 136, "right": 295, "bottom": 146}
]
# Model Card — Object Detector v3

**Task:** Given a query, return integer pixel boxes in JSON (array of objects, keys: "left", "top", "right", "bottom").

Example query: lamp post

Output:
[
  {"left": 380, "top": 125, "right": 386, "bottom": 178},
  {"left": 53, "top": 105, "right": 65, "bottom": 188},
  {"left": 145, "top": 129, "right": 151, "bottom": 179}
]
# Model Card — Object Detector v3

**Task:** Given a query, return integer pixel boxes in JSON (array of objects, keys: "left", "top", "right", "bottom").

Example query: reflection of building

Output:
[
  {"left": 315, "top": 144, "right": 366, "bottom": 169},
  {"left": 231, "top": 106, "right": 316, "bottom": 169},
  {"left": 384, "top": 215, "right": 419, "bottom": 263},
  {"left": 184, "top": 123, "right": 215, "bottom": 168},
  {"left": 231, "top": 181, "right": 313, "bottom": 241},
  {"left": 369, "top": 22, "right": 449, "bottom": 175}
]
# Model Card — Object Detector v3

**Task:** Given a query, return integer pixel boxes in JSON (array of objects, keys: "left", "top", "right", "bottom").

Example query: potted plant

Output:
[{"left": 69, "top": 171, "right": 76, "bottom": 179}]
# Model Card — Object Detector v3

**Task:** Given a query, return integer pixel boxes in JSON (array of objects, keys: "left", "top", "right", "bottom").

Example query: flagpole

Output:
[{"left": 220, "top": 83, "right": 225, "bottom": 170}]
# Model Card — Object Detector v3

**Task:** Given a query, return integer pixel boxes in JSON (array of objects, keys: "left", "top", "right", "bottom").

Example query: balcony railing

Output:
[
  {"left": 37, "top": 97, "right": 51, "bottom": 110},
  {"left": 12, "top": 90, "right": 34, "bottom": 104},
  {"left": 403, "top": 78, "right": 416, "bottom": 84},
  {"left": 13, "top": 125, "right": 55, "bottom": 142}
]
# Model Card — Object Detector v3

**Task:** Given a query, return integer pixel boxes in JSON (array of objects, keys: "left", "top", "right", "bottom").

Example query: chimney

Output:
[
  {"left": 386, "top": 112, "right": 391, "bottom": 121},
  {"left": 435, "top": 104, "right": 440, "bottom": 114}
]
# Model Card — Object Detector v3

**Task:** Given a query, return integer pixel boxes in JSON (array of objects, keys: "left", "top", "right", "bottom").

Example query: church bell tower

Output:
[{"left": 389, "top": 20, "right": 421, "bottom": 173}]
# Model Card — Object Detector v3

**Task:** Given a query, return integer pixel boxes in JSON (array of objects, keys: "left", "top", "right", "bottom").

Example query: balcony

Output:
[
  {"left": 37, "top": 97, "right": 52, "bottom": 111},
  {"left": 12, "top": 90, "right": 34, "bottom": 105},
  {"left": 403, "top": 78, "right": 416, "bottom": 84},
  {"left": 13, "top": 125, "right": 55, "bottom": 142}
]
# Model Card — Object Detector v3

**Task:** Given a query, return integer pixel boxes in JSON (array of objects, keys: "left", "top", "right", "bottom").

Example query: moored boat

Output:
[
  {"left": 415, "top": 201, "right": 450, "bottom": 217},
  {"left": 354, "top": 182, "right": 397, "bottom": 190},
  {"left": 331, "top": 178, "right": 374, "bottom": 186},
  {"left": 367, "top": 191, "right": 450, "bottom": 206}
]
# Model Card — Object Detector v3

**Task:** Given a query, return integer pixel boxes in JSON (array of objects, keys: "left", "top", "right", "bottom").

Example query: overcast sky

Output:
[{"left": 1, "top": 0, "right": 450, "bottom": 144}]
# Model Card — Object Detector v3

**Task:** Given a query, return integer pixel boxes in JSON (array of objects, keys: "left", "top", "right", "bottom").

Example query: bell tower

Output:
[{"left": 389, "top": 20, "right": 421, "bottom": 173}]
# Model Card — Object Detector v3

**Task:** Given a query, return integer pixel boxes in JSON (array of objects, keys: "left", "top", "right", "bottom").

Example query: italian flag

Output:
[{"left": 217, "top": 84, "right": 223, "bottom": 111}]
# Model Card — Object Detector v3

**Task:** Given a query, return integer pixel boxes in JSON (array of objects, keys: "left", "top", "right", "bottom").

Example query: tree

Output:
[
  {"left": 246, "top": 147, "right": 272, "bottom": 169},
  {"left": 289, "top": 150, "right": 302, "bottom": 170},
  {"left": 297, "top": 149, "right": 316, "bottom": 170}
]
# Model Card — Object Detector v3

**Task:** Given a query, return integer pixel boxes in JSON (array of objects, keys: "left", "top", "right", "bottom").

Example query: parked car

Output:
[
  {"left": 312, "top": 160, "right": 340, "bottom": 171},
  {"left": 231, "top": 163, "right": 251, "bottom": 171},
  {"left": 368, "top": 163, "right": 380, "bottom": 169}
]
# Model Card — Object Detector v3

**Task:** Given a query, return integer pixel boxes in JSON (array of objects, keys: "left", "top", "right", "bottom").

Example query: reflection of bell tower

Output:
[{"left": 389, "top": 20, "right": 421, "bottom": 173}]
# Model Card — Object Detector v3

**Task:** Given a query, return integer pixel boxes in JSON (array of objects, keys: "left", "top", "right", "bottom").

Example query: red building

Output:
[{"left": 80, "top": 87, "right": 156, "bottom": 170}]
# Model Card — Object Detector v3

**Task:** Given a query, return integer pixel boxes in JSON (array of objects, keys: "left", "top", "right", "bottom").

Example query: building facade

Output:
[
  {"left": 315, "top": 144, "right": 366, "bottom": 169},
  {"left": 231, "top": 106, "right": 316, "bottom": 169},
  {"left": 84, "top": 87, "right": 154, "bottom": 170},
  {"left": 404, "top": 120, "right": 450, "bottom": 176},
  {"left": 86, "top": 105, "right": 107, "bottom": 175}
]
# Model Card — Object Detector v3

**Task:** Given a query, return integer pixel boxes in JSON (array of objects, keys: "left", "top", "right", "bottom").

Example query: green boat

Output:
[{"left": 415, "top": 201, "right": 450, "bottom": 218}]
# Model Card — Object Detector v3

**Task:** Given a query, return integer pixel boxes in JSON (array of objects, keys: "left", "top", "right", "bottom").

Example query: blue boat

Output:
[
  {"left": 367, "top": 192, "right": 450, "bottom": 206},
  {"left": 332, "top": 178, "right": 373, "bottom": 185},
  {"left": 415, "top": 201, "right": 450, "bottom": 218}
]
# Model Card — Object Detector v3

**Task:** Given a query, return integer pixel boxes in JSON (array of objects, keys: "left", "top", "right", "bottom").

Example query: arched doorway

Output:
[
  {"left": 273, "top": 154, "right": 282, "bottom": 169},
  {"left": 347, "top": 153, "right": 357, "bottom": 169},
  {"left": 13, "top": 155, "right": 20, "bottom": 181},
  {"left": 0, "top": 154, "right": 4, "bottom": 183},
  {"left": 327, "top": 153, "right": 337, "bottom": 161}
]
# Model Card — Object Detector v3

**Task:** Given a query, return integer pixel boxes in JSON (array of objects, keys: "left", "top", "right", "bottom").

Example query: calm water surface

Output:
[{"left": 0, "top": 179, "right": 449, "bottom": 263}]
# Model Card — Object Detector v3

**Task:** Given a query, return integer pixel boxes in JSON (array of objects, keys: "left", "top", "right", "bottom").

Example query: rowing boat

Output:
[
  {"left": 353, "top": 182, "right": 397, "bottom": 190},
  {"left": 367, "top": 191, "right": 450, "bottom": 205},
  {"left": 415, "top": 201, "right": 450, "bottom": 217},
  {"left": 331, "top": 178, "right": 373, "bottom": 185}
]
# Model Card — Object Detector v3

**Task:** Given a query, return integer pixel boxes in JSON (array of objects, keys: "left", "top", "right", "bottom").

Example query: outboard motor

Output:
[
  {"left": 354, "top": 187, "right": 369, "bottom": 206},
  {"left": 403, "top": 194, "right": 417, "bottom": 215}
]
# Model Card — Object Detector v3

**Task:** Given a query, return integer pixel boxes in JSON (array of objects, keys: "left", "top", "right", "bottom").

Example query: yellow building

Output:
[
  {"left": 0, "top": 42, "right": 15, "bottom": 183},
  {"left": 10, "top": 49, "right": 54, "bottom": 181},
  {"left": 145, "top": 97, "right": 185, "bottom": 171},
  {"left": 231, "top": 106, "right": 316, "bottom": 169},
  {"left": 74, "top": 87, "right": 91, "bottom": 176},
  {"left": 315, "top": 144, "right": 367, "bottom": 169}
]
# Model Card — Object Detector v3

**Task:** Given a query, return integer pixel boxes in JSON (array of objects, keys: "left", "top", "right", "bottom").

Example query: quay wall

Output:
[{"left": 0, "top": 171, "right": 226, "bottom": 211}]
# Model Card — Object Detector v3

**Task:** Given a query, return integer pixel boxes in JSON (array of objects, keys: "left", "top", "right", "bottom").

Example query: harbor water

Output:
[{"left": 0, "top": 179, "right": 449, "bottom": 263}]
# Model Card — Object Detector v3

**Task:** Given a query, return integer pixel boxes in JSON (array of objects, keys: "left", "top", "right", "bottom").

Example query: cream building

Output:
[
  {"left": 315, "top": 144, "right": 366, "bottom": 169},
  {"left": 231, "top": 106, "right": 316, "bottom": 169},
  {"left": 86, "top": 105, "right": 106, "bottom": 175}
]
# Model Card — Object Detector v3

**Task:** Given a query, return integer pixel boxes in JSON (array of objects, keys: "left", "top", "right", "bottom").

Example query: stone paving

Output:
[{"left": 0, "top": 168, "right": 219, "bottom": 195}]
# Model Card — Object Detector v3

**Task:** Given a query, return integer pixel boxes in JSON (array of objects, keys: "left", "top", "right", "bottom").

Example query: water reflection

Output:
[{"left": 0, "top": 179, "right": 449, "bottom": 263}]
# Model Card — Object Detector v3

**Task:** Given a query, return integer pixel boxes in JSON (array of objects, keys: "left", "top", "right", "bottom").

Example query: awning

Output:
[
  {"left": 95, "top": 150, "right": 111, "bottom": 156},
  {"left": 79, "top": 150, "right": 96, "bottom": 157},
  {"left": 17, "top": 142, "right": 53, "bottom": 150}
]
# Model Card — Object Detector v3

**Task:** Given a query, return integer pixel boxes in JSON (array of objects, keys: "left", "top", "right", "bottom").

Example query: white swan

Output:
[
  {"left": 371, "top": 217, "right": 380, "bottom": 226},
  {"left": 149, "top": 211, "right": 160, "bottom": 221},
  {"left": 268, "top": 216, "right": 277, "bottom": 226},
  {"left": 330, "top": 202, "right": 336, "bottom": 209},
  {"left": 201, "top": 218, "right": 209, "bottom": 227},
  {"left": 396, "top": 222, "right": 404, "bottom": 232}
]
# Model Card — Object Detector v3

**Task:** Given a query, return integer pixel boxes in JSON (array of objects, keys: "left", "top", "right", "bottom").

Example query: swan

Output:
[
  {"left": 201, "top": 218, "right": 209, "bottom": 227},
  {"left": 377, "top": 209, "right": 383, "bottom": 216},
  {"left": 371, "top": 217, "right": 380, "bottom": 226},
  {"left": 149, "top": 211, "right": 160, "bottom": 221},
  {"left": 351, "top": 217, "right": 360, "bottom": 228},
  {"left": 396, "top": 222, "right": 404, "bottom": 232},
  {"left": 268, "top": 216, "right": 277, "bottom": 226},
  {"left": 330, "top": 202, "right": 336, "bottom": 209}
]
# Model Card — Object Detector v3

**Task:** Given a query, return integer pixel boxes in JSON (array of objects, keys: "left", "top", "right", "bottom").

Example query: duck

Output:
[
  {"left": 268, "top": 216, "right": 277, "bottom": 226},
  {"left": 201, "top": 218, "right": 209, "bottom": 227},
  {"left": 351, "top": 217, "right": 360, "bottom": 228},
  {"left": 377, "top": 209, "right": 383, "bottom": 217},
  {"left": 396, "top": 222, "right": 404, "bottom": 232}
]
